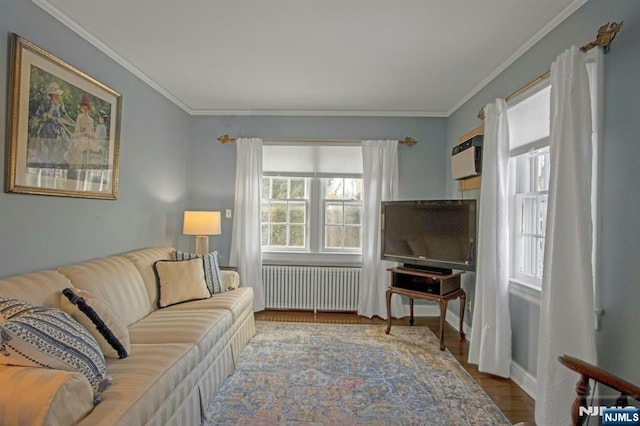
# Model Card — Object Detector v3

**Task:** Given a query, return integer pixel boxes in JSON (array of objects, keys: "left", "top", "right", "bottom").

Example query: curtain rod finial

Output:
[
  {"left": 217, "top": 134, "right": 236, "bottom": 144},
  {"left": 477, "top": 107, "right": 485, "bottom": 121},
  {"left": 402, "top": 137, "right": 418, "bottom": 147},
  {"left": 581, "top": 21, "right": 623, "bottom": 53}
]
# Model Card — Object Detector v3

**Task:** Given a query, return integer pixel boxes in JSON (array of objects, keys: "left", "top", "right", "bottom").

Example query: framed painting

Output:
[{"left": 5, "top": 34, "right": 122, "bottom": 199}]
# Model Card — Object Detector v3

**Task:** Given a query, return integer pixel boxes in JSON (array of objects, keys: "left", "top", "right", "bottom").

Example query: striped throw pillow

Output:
[
  {"left": 173, "top": 250, "right": 227, "bottom": 294},
  {"left": 0, "top": 297, "right": 111, "bottom": 403}
]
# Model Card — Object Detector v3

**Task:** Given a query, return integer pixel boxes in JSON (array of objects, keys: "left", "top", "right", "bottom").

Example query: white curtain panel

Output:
[
  {"left": 358, "top": 140, "right": 406, "bottom": 319},
  {"left": 467, "top": 99, "right": 512, "bottom": 378},
  {"left": 535, "top": 46, "right": 597, "bottom": 425},
  {"left": 229, "top": 138, "right": 265, "bottom": 312}
]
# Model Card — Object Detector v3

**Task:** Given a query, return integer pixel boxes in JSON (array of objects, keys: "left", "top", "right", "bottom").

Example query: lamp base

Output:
[{"left": 194, "top": 235, "right": 209, "bottom": 255}]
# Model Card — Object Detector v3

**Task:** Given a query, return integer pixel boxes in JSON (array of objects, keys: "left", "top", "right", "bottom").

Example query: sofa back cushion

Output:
[
  {"left": 0, "top": 270, "right": 72, "bottom": 308},
  {"left": 58, "top": 256, "right": 151, "bottom": 326},
  {"left": 123, "top": 247, "right": 174, "bottom": 311}
]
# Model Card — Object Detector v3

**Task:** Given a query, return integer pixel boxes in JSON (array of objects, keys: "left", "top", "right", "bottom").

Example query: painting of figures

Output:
[{"left": 5, "top": 34, "right": 122, "bottom": 199}]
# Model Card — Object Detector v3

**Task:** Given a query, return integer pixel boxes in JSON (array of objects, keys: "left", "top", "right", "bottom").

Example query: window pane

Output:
[
  {"left": 325, "top": 178, "right": 343, "bottom": 199},
  {"left": 272, "top": 178, "right": 288, "bottom": 199},
  {"left": 289, "top": 202, "right": 306, "bottom": 224},
  {"left": 535, "top": 150, "right": 551, "bottom": 192},
  {"left": 262, "top": 177, "right": 270, "bottom": 199},
  {"left": 270, "top": 225, "right": 287, "bottom": 246},
  {"left": 290, "top": 179, "right": 306, "bottom": 199},
  {"left": 520, "top": 197, "right": 536, "bottom": 234},
  {"left": 289, "top": 225, "right": 305, "bottom": 247},
  {"left": 344, "top": 226, "right": 360, "bottom": 248},
  {"left": 261, "top": 205, "right": 269, "bottom": 222},
  {"left": 261, "top": 224, "right": 269, "bottom": 245},
  {"left": 270, "top": 202, "right": 287, "bottom": 222},
  {"left": 343, "top": 178, "right": 361, "bottom": 200},
  {"left": 326, "top": 203, "right": 343, "bottom": 225},
  {"left": 538, "top": 196, "right": 548, "bottom": 235},
  {"left": 344, "top": 204, "right": 361, "bottom": 225},
  {"left": 537, "top": 236, "right": 545, "bottom": 278},
  {"left": 325, "top": 226, "right": 343, "bottom": 248},
  {"left": 519, "top": 236, "right": 537, "bottom": 277}
]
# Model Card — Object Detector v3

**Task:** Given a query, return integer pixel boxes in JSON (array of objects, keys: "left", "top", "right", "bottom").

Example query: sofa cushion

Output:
[
  {"left": 0, "top": 297, "right": 110, "bottom": 402},
  {"left": 128, "top": 309, "right": 232, "bottom": 355},
  {"left": 61, "top": 288, "right": 130, "bottom": 359},
  {"left": 123, "top": 247, "right": 174, "bottom": 310},
  {"left": 78, "top": 343, "right": 199, "bottom": 426},
  {"left": 173, "top": 250, "right": 227, "bottom": 294},
  {"left": 58, "top": 256, "right": 151, "bottom": 326},
  {"left": 0, "top": 365, "right": 94, "bottom": 426},
  {"left": 153, "top": 259, "right": 211, "bottom": 308},
  {"left": 161, "top": 287, "right": 254, "bottom": 322}
]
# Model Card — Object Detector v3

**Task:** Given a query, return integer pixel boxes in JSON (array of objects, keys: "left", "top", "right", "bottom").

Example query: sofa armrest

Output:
[
  {"left": 0, "top": 365, "right": 94, "bottom": 425},
  {"left": 220, "top": 268, "right": 240, "bottom": 290}
]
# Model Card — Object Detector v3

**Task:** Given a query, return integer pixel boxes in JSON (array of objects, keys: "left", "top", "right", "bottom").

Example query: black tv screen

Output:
[{"left": 381, "top": 200, "right": 477, "bottom": 273}]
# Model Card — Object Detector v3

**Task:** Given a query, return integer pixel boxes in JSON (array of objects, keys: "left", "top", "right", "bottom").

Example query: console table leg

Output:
[
  {"left": 385, "top": 288, "right": 392, "bottom": 334},
  {"left": 459, "top": 290, "right": 466, "bottom": 339},
  {"left": 438, "top": 299, "right": 448, "bottom": 351},
  {"left": 409, "top": 298, "right": 414, "bottom": 326}
]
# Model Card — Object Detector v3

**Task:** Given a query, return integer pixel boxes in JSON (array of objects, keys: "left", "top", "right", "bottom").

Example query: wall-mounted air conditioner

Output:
[{"left": 451, "top": 135, "right": 483, "bottom": 180}]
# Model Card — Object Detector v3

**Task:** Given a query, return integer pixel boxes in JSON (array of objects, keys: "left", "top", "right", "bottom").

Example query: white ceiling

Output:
[{"left": 35, "top": 0, "right": 586, "bottom": 117}]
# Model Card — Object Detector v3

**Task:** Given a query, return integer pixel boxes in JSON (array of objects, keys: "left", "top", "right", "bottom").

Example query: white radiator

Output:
[{"left": 263, "top": 265, "right": 361, "bottom": 312}]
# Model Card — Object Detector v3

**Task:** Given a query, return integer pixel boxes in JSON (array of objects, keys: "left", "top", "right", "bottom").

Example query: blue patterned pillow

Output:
[
  {"left": 173, "top": 250, "right": 227, "bottom": 294},
  {"left": 0, "top": 297, "right": 111, "bottom": 403}
]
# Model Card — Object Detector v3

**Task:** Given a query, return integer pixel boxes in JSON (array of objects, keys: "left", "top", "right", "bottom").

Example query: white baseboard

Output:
[{"left": 510, "top": 361, "right": 537, "bottom": 400}]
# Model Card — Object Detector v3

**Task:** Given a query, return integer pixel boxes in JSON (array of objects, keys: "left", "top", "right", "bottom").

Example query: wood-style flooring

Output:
[{"left": 255, "top": 310, "right": 536, "bottom": 425}]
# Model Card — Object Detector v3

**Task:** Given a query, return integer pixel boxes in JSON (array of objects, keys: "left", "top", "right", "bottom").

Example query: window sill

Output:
[
  {"left": 262, "top": 251, "right": 362, "bottom": 267},
  {"left": 509, "top": 278, "right": 541, "bottom": 304}
]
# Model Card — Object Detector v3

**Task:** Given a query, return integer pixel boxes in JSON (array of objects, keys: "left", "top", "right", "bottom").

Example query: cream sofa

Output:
[{"left": 0, "top": 246, "right": 256, "bottom": 425}]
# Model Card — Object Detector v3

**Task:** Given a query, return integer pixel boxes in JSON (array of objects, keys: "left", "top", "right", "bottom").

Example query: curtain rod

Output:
[
  {"left": 216, "top": 135, "right": 418, "bottom": 147},
  {"left": 477, "top": 21, "right": 623, "bottom": 121}
]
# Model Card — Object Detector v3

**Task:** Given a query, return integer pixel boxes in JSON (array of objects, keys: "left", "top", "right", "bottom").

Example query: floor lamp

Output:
[{"left": 183, "top": 211, "right": 221, "bottom": 255}]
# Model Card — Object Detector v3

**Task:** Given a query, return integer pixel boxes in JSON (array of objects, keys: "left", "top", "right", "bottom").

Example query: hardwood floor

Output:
[{"left": 255, "top": 310, "right": 536, "bottom": 425}]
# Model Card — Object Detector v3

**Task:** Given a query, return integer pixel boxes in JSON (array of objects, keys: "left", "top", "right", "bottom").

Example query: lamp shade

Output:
[{"left": 183, "top": 211, "right": 221, "bottom": 236}]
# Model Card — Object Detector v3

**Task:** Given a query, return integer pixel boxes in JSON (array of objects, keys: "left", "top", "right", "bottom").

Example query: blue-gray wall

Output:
[
  {"left": 0, "top": 0, "right": 191, "bottom": 276},
  {"left": 188, "top": 116, "right": 448, "bottom": 261},
  {"left": 446, "top": 0, "right": 640, "bottom": 383}
]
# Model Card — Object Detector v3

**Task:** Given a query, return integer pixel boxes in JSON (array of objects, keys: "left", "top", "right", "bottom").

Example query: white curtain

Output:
[
  {"left": 358, "top": 140, "right": 406, "bottom": 319},
  {"left": 535, "top": 46, "right": 597, "bottom": 425},
  {"left": 467, "top": 99, "right": 512, "bottom": 378},
  {"left": 229, "top": 138, "right": 265, "bottom": 312}
]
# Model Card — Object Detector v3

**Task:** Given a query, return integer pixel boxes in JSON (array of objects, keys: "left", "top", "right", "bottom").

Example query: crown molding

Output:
[
  {"left": 446, "top": 0, "right": 589, "bottom": 117},
  {"left": 189, "top": 108, "right": 448, "bottom": 117}
]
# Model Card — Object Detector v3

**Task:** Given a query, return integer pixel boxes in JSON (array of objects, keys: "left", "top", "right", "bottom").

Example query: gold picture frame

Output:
[{"left": 5, "top": 34, "right": 122, "bottom": 199}]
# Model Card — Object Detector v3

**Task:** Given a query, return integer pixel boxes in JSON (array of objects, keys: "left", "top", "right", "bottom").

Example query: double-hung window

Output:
[
  {"left": 261, "top": 144, "right": 363, "bottom": 262},
  {"left": 507, "top": 82, "right": 551, "bottom": 288}
]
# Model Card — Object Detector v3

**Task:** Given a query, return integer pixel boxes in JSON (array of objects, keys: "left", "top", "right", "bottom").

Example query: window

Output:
[
  {"left": 513, "top": 147, "right": 549, "bottom": 282},
  {"left": 261, "top": 177, "right": 308, "bottom": 249},
  {"left": 508, "top": 82, "right": 551, "bottom": 287},
  {"left": 261, "top": 144, "right": 363, "bottom": 258},
  {"left": 323, "top": 178, "right": 362, "bottom": 250}
]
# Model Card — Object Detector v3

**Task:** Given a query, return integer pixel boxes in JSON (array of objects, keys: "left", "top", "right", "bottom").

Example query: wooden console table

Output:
[{"left": 385, "top": 267, "right": 466, "bottom": 351}]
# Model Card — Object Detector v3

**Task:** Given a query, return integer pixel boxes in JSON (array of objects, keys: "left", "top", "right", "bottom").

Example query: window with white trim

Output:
[
  {"left": 261, "top": 144, "right": 363, "bottom": 256},
  {"left": 508, "top": 82, "right": 551, "bottom": 287}
]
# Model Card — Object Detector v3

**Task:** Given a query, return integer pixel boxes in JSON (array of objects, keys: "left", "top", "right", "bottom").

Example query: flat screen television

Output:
[{"left": 380, "top": 199, "right": 477, "bottom": 274}]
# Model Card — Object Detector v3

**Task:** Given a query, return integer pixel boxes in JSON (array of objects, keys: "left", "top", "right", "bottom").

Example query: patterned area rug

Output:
[{"left": 204, "top": 322, "right": 510, "bottom": 425}]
